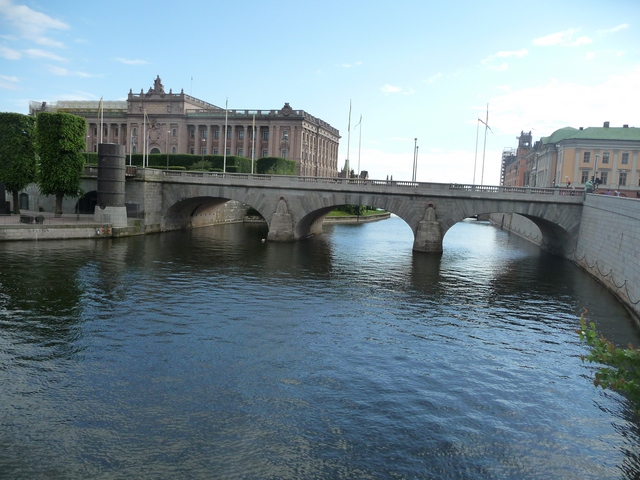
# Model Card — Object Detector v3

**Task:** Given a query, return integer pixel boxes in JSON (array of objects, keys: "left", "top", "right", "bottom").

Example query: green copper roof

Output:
[
  {"left": 570, "top": 126, "right": 640, "bottom": 141},
  {"left": 542, "top": 125, "right": 640, "bottom": 144},
  {"left": 542, "top": 127, "right": 578, "bottom": 144}
]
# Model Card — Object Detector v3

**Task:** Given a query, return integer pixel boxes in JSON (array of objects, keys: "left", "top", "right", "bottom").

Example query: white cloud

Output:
[
  {"left": 115, "top": 57, "right": 148, "bottom": 65},
  {"left": 47, "top": 65, "right": 68, "bottom": 76},
  {"left": 380, "top": 84, "right": 413, "bottom": 95},
  {"left": 0, "top": 74, "right": 20, "bottom": 90},
  {"left": 486, "top": 67, "right": 640, "bottom": 135},
  {"left": 355, "top": 146, "right": 501, "bottom": 184},
  {"left": 0, "top": 0, "right": 68, "bottom": 48},
  {"left": 425, "top": 72, "right": 442, "bottom": 84},
  {"left": 381, "top": 84, "right": 402, "bottom": 94},
  {"left": 598, "top": 23, "right": 629, "bottom": 35},
  {"left": 47, "top": 65, "right": 101, "bottom": 78},
  {"left": 533, "top": 29, "right": 592, "bottom": 47},
  {"left": 571, "top": 36, "right": 592, "bottom": 46},
  {"left": 0, "top": 44, "right": 21, "bottom": 59},
  {"left": 25, "top": 48, "right": 66, "bottom": 61},
  {"left": 481, "top": 49, "right": 528, "bottom": 71}
]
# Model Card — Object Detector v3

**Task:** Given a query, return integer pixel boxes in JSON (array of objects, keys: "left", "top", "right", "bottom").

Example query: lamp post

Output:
[
  {"left": 202, "top": 138, "right": 205, "bottom": 165},
  {"left": 86, "top": 135, "right": 90, "bottom": 164},
  {"left": 594, "top": 154, "right": 600, "bottom": 185},
  {"left": 412, "top": 138, "right": 417, "bottom": 182},
  {"left": 166, "top": 131, "right": 170, "bottom": 169},
  {"left": 282, "top": 133, "right": 289, "bottom": 175}
]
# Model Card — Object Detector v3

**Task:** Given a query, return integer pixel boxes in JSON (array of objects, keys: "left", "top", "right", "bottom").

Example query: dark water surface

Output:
[{"left": 1, "top": 216, "right": 639, "bottom": 479}]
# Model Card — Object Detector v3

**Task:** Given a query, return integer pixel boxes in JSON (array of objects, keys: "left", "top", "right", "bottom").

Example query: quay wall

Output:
[
  {"left": 323, "top": 212, "right": 390, "bottom": 224},
  {"left": 490, "top": 195, "right": 640, "bottom": 320}
]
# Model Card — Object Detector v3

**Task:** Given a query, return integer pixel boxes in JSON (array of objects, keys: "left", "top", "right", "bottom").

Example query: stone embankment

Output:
[
  {"left": 490, "top": 194, "right": 640, "bottom": 321},
  {"left": 0, "top": 206, "right": 390, "bottom": 241},
  {"left": 323, "top": 212, "right": 390, "bottom": 224}
]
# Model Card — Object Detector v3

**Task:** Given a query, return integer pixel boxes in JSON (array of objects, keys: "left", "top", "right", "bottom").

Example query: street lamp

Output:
[
  {"left": 166, "top": 131, "right": 171, "bottom": 170},
  {"left": 594, "top": 154, "right": 600, "bottom": 185},
  {"left": 202, "top": 138, "right": 205, "bottom": 165}
]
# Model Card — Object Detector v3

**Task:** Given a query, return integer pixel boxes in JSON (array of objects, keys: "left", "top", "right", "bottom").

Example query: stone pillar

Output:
[
  {"left": 413, "top": 204, "right": 443, "bottom": 253},
  {"left": 94, "top": 143, "right": 128, "bottom": 227},
  {"left": 267, "top": 197, "right": 295, "bottom": 242}
]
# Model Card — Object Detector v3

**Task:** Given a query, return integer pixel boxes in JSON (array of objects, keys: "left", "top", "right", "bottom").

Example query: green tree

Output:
[
  {"left": 0, "top": 113, "right": 37, "bottom": 214},
  {"left": 36, "top": 112, "right": 87, "bottom": 215},
  {"left": 577, "top": 311, "right": 640, "bottom": 413}
]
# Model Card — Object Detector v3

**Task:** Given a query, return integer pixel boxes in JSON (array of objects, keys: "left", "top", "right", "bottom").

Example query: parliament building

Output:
[{"left": 29, "top": 76, "right": 340, "bottom": 177}]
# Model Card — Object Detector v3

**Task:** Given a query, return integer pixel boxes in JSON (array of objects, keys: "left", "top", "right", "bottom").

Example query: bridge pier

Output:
[
  {"left": 412, "top": 205, "right": 443, "bottom": 253},
  {"left": 267, "top": 197, "right": 295, "bottom": 242}
]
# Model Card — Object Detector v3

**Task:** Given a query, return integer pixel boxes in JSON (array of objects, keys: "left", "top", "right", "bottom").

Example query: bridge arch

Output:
[
  {"left": 438, "top": 198, "right": 581, "bottom": 257},
  {"left": 290, "top": 193, "right": 420, "bottom": 242}
]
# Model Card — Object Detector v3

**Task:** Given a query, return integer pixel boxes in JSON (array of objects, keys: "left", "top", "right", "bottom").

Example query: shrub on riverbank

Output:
[{"left": 578, "top": 311, "right": 640, "bottom": 413}]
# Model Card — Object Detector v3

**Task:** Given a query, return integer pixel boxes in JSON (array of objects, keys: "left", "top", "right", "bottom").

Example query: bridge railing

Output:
[{"left": 131, "top": 168, "right": 584, "bottom": 197}]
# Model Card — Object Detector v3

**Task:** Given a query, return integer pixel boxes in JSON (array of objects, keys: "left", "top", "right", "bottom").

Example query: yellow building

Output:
[
  {"left": 29, "top": 76, "right": 340, "bottom": 177},
  {"left": 502, "top": 122, "right": 640, "bottom": 194}
]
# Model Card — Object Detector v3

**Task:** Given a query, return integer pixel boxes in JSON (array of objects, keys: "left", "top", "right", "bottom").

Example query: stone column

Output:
[
  {"left": 413, "top": 204, "right": 443, "bottom": 253},
  {"left": 94, "top": 143, "right": 128, "bottom": 227},
  {"left": 267, "top": 197, "right": 295, "bottom": 242}
]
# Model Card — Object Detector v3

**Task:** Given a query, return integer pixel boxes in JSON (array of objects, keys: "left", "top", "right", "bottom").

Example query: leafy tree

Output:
[
  {"left": 577, "top": 311, "right": 640, "bottom": 413},
  {"left": 36, "top": 112, "right": 87, "bottom": 215},
  {"left": 0, "top": 113, "right": 37, "bottom": 214}
]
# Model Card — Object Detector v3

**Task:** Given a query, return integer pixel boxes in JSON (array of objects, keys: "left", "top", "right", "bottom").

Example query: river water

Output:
[{"left": 1, "top": 216, "right": 639, "bottom": 479}]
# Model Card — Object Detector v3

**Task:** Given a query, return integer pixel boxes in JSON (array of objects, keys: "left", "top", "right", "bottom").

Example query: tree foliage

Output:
[
  {"left": 36, "top": 112, "right": 86, "bottom": 214},
  {"left": 577, "top": 310, "right": 640, "bottom": 412},
  {"left": 0, "top": 112, "right": 37, "bottom": 213}
]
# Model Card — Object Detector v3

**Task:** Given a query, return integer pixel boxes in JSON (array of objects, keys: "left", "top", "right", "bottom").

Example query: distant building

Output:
[
  {"left": 501, "top": 122, "right": 640, "bottom": 193},
  {"left": 501, "top": 131, "right": 532, "bottom": 186},
  {"left": 29, "top": 75, "right": 340, "bottom": 177}
]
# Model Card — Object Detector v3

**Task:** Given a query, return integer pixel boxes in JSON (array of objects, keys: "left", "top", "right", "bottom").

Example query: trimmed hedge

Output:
[{"left": 124, "top": 153, "right": 296, "bottom": 174}]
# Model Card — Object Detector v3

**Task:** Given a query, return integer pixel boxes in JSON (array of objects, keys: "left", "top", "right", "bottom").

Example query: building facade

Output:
[
  {"left": 501, "top": 122, "right": 640, "bottom": 194},
  {"left": 29, "top": 76, "right": 340, "bottom": 177}
]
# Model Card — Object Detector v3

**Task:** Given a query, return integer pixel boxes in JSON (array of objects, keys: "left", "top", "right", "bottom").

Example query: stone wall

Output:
[
  {"left": 491, "top": 196, "right": 640, "bottom": 320},
  {"left": 489, "top": 212, "right": 542, "bottom": 246},
  {"left": 574, "top": 195, "right": 640, "bottom": 320}
]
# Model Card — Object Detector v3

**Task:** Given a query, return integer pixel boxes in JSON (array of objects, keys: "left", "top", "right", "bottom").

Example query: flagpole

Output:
[
  {"left": 143, "top": 110, "right": 146, "bottom": 168},
  {"left": 346, "top": 100, "right": 351, "bottom": 177},
  {"left": 223, "top": 98, "right": 228, "bottom": 173},
  {"left": 481, "top": 103, "right": 489, "bottom": 186},
  {"left": 99, "top": 96, "right": 103, "bottom": 144}
]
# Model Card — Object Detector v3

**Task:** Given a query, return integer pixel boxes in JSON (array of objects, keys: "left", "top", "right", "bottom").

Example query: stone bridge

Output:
[{"left": 105, "top": 168, "right": 583, "bottom": 256}]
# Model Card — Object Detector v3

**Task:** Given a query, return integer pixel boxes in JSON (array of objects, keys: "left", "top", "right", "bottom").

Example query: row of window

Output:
[
  {"left": 190, "top": 129, "right": 288, "bottom": 141},
  {"left": 184, "top": 148, "right": 288, "bottom": 158},
  {"left": 97, "top": 126, "right": 290, "bottom": 143},
  {"left": 583, "top": 151, "right": 630, "bottom": 165},
  {"left": 580, "top": 169, "right": 638, "bottom": 186}
]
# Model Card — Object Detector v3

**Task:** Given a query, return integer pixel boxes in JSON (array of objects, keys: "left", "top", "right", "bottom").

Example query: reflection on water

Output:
[{"left": 0, "top": 217, "right": 639, "bottom": 479}]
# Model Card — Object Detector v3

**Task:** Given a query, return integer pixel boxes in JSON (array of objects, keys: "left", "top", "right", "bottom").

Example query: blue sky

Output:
[{"left": 1, "top": 0, "right": 639, "bottom": 184}]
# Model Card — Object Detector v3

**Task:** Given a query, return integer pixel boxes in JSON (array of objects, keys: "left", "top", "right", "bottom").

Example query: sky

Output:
[{"left": 1, "top": 0, "right": 639, "bottom": 184}]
